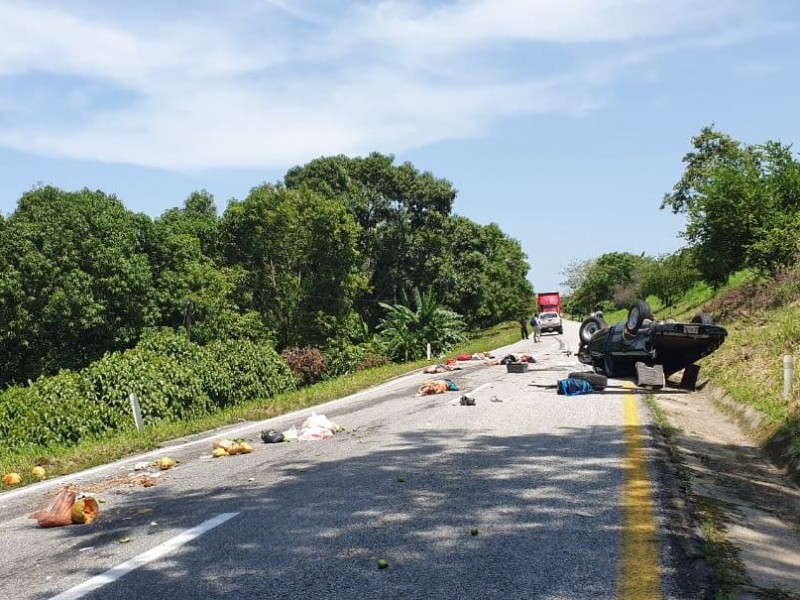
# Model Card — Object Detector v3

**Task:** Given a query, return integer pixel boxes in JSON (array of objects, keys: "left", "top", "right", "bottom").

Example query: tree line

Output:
[
  {"left": 563, "top": 126, "right": 800, "bottom": 315},
  {"left": 0, "top": 152, "right": 534, "bottom": 388}
]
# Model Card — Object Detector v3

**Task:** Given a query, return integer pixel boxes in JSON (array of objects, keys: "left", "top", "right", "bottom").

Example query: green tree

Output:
[
  {"left": 640, "top": 250, "right": 701, "bottom": 306},
  {"left": 0, "top": 186, "right": 159, "bottom": 384},
  {"left": 567, "top": 252, "right": 648, "bottom": 314},
  {"left": 219, "top": 185, "right": 364, "bottom": 348},
  {"left": 377, "top": 287, "right": 466, "bottom": 362},
  {"left": 661, "top": 127, "right": 800, "bottom": 285},
  {"left": 157, "top": 190, "right": 220, "bottom": 257},
  {"left": 285, "top": 153, "right": 456, "bottom": 322}
]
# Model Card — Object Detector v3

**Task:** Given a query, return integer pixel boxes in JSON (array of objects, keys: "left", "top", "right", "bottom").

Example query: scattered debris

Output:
[
  {"left": 31, "top": 488, "right": 76, "bottom": 527},
  {"left": 423, "top": 363, "right": 462, "bottom": 374},
  {"left": 226, "top": 443, "right": 241, "bottom": 455},
  {"left": 459, "top": 395, "right": 476, "bottom": 406},
  {"left": 261, "top": 429, "right": 285, "bottom": 444},
  {"left": 3, "top": 473, "right": 21, "bottom": 486},
  {"left": 213, "top": 439, "right": 235, "bottom": 451},
  {"left": 471, "top": 527, "right": 479, "bottom": 536},
  {"left": 397, "top": 476, "right": 405, "bottom": 483},
  {"left": 282, "top": 426, "right": 299, "bottom": 442},
  {"left": 212, "top": 448, "right": 227, "bottom": 458},
  {"left": 133, "top": 462, "right": 152, "bottom": 471},
  {"left": 490, "top": 396, "right": 503, "bottom": 403},
  {"left": 377, "top": 558, "right": 389, "bottom": 569},
  {"left": 298, "top": 413, "right": 342, "bottom": 441},
  {"left": 556, "top": 378, "right": 595, "bottom": 396},
  {"left": 119, "top": 536, "right": 131, "bottom": 544},
  {"left": 154, "top": 457, "right": 176, "bottom": 470},
  {"left": 31, "top": 488, "right": 100, "bottom": 527},
  {"left": 635, "top": 361, "right": 666, "bottom": 389},
  {"left": 239, "top": 442, "right": 253, "bottom": 454},
  {"left": 499, "top": 354, "right": 518, "bottom": 365},
  {"left": 71, "top": 497, "right": 99, "bottom": 524}
]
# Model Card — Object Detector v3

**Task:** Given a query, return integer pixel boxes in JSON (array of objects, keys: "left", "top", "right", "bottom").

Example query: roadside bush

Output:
[
  {"left": 323, "top": 341, "right": 369, "bottom": 378},
  {"left": 357, "top": 352, "right": 389, "bottom": 371},
  {"left": 136, "top": 328, "right": 204, "bottom": 363},
  {"left": 282, "top": 346, "right": 327, "bottom": 386},
  {"left": 201, "top": 339, "right": 295, "bottom": 406},
  {"left": 0, "top": 328, "right": 301, "bottom": 456},
  {"left": 87, "top": 348, "right": 210, "bottom": 425}
]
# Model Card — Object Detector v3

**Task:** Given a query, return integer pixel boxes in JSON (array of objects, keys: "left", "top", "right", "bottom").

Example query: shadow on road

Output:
[{"left": 25, "top": 418, "right": 711, "bottom": 600}]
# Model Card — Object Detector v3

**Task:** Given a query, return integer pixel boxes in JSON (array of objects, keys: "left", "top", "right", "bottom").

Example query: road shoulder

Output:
[{"left": 652, "top": 386, "right": 800, "bottom": 598}]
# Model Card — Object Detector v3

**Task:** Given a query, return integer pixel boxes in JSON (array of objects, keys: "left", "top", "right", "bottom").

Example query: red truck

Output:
[{"left": 537, "top": 292, "right": 562, "bottom": 315}]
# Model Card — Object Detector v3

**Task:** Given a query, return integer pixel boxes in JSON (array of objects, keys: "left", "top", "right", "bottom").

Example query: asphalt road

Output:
[{"left": 0, "top": 321, "right": 705, "bottom": 599}]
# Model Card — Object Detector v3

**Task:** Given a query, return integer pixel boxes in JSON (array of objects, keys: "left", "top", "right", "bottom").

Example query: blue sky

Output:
[{"left": 1, "top": 0, "right": 799, "bottom": 293}]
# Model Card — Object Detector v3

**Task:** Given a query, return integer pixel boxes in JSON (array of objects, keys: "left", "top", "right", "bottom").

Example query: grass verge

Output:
[
  {"left": 645, "top": 394, "right": 750, "bottom": 599},
  {"left": 0, "top": 322, "right": 518, "bottom": 489}
]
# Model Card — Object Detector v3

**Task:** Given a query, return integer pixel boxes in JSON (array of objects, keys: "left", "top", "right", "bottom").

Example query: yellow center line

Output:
[{"left": 620, "top": 381, "right": 662, "bottom": 599}]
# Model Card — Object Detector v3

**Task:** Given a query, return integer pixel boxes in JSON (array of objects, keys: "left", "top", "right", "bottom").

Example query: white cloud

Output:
[{"left": 0, "top": 0, "right": 781, "bottom": 170}]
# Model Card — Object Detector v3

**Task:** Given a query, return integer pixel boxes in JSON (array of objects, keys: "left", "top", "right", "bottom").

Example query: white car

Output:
[{"left": 538, "top": 312, "right": 563, "bottom": 335}]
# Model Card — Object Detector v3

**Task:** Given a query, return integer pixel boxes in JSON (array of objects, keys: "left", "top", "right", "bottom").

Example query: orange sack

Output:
[{"left": 31, "top": 488, "right": 76, "bottom": 528}]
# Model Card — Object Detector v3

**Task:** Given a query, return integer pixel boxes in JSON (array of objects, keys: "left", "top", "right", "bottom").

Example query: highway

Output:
[{"left": 0, "top": 320, "right": 704, "bottom": 599}]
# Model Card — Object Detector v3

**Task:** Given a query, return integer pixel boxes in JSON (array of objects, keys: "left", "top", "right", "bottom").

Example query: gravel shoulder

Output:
[{"left": 653, "top": 385, "right": 800, "bottom": 598}]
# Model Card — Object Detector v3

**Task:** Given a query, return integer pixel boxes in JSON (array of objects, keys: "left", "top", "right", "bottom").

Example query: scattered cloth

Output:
[
  {"left": 499, "top": 354, "right": 518, "bottom": 365},
  {"left": 423, "top": 363, "right": 462, "bottom": 374},
  {"left": 556, "top": 378, "right": 594, "bottom": 396}
]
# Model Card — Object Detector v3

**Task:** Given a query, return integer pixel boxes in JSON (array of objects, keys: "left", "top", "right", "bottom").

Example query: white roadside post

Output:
[
  {"left": 783, "top": 355, "right": 794, "bottom": 401},
  {"left": 426, "top": 343, "right": 431, "bottom": 360},
  {"left": 129, "top": 393, "right": 144, "bottom": 432}
]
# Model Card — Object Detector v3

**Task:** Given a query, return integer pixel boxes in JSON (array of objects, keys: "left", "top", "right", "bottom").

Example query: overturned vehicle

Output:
[{"left": 576, "top": 300, "right": 728, "bottom": 377}]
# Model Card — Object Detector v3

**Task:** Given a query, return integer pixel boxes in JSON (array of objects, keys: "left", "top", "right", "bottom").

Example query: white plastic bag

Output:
[
  {"left": 282, "top": 425, "right": 299, "bottom": 441},
  {"left": 301, "top": 413, "right": 340, "bottom": 433},
  {"left": 298, "top": 425, "right": 334, "bottom": 441}
]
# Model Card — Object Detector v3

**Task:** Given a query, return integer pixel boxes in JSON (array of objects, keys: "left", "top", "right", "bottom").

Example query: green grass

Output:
[{"left": 0, "top": 322, "right": 519, "bottom": 488}]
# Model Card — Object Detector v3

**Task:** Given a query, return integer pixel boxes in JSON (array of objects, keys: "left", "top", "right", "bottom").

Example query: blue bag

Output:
[{"left": 556, "top": 378, "right": 594, "bottom": 396}]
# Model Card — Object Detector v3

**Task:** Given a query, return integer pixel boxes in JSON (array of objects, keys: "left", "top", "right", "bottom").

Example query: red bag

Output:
[{"left": 31, "top": 488, "right": 76, "bottom": 528}]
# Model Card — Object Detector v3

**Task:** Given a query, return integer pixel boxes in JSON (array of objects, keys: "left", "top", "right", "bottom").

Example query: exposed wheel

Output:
[
  {"left": 568, "top": 371, "right": 608, "bottom": 391},
  {"left": 557, "top": 327, "right": 563, "bottom": 335},
  {"left": 625, "top": 300, "right": 653, "bottom": 334},
  {"left": 579, "top": 317, "right": 604, "bottom": 343},
  {"left": 691, "top": 313, "right": 713, "bottom": 325}
]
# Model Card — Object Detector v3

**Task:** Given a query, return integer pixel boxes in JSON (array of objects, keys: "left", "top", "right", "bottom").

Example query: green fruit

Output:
[
  {"left": 377, "top": 559, "right": 389, "bottom": 569},
  {"left": 397, "top": 476, "right": 405, "bottom": 483},
  {"left": 470, "top": 527, "right": 479, "bottom": 536}
]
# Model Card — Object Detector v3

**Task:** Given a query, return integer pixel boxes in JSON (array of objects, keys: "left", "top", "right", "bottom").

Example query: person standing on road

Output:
[
  {"left": 518, "top": 317, "right": 529, "bottom": 340},
  {"left": 530, "top": 314, "right": 542, "bottom": 342}
]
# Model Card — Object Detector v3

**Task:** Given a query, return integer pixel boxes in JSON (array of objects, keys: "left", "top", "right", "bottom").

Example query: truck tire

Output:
[
  {"left": 691, "top": 313, "right": 713, "bottom": 325},
  {"left": 625, "top": 300, "right": 653, "bottom": 334},
  {"left": 568, "top": 371, "right": 608, "bottom": 391},
  {"left": 579, "top": 317, "right": 604, "bottom": 343}
]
